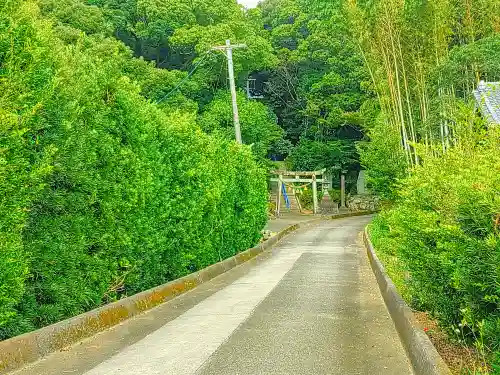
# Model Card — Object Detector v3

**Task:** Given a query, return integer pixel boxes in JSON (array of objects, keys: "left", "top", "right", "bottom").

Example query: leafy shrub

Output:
[
  {"left": 0, "top": 0, "right": 57, "bottom": 330},
  {"left": 0, "top": 1, "right": 267, "bottom": 339},
  {"left": 296, "top": 188, "right": 323, "bottom": 210},
  {"left": 199, "top": 90, "right": 284, "bottom": 160},
  {"left": 328, "top": 188, "right": 341, "bottom": 202},
  {"left": 357, "top": 116, "right": 407, "bottom": 200},
  {"left": 369, "top": 131, "right": 500, "bottom": 355}
]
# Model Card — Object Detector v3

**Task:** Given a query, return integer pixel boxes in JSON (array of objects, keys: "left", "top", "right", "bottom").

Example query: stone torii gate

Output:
[{"left": 270, "top": 169, "right": 328, "bottom": 216}]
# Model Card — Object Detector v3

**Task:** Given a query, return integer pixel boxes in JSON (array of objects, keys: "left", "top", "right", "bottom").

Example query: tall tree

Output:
[{"left": 259, "top": 0, "right": 370, "bottom": 172}]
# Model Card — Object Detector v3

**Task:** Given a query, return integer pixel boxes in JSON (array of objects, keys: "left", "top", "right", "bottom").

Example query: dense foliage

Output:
[
  {"left": 260, "top": 0, "right": 369, "bottom": 170},
  {"left": 369, "top": 129, "right": 500, "bottom": 363},
  {"left": 79, "top": 0, "right": 370, "bottom": 173},
  {"left": 0, "top": 0, "right": 267, "bottom": 338},
  {"left": 348, "top": 0, "right": 500, "bottom": 369},
  {"left": 348, "top": 0, "right": 500, "bottom": 185},
  {"left": 3, "top": 5, "right": 499, "bottom": 375},
  {"left": 199, "top": 90, "right": 283, "bottom": 160}
]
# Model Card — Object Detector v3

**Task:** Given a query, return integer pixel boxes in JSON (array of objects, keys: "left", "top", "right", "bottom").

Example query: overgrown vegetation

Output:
[
  {"left": 2, "top": 3, "right": 499, "bottom": 374},
  {"left": 369, "top": 130, "right": 500, "bottom": 372},
  {"left": 347, "top": 0, "right": 500, "bottom": 371},
  {"left": 0, "top": 0, "right": 267, "bottom": 339}
]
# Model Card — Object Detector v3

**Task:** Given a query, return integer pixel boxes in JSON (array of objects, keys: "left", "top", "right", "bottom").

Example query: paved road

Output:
[
  {"left": 264, "top": 213, "right": 315, "bottom": 232},
  {"left": 14, "top": 216, "right": 412, "bottom": 375}
]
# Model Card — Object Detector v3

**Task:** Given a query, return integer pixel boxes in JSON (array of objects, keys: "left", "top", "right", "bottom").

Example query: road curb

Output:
[
  {"left": 0, "top": 218, "right": 327, "bottom": 374},
  {"left": 363, "top": 228, "right": 452, "bottom": 375}
]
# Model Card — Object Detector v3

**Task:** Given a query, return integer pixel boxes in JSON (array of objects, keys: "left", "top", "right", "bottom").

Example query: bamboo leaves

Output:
[{"left": 348, "top": 0, "right": 500, "bottom": 169}]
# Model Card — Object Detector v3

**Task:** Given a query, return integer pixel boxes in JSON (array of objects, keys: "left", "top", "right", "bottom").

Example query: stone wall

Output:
[{"left": 347, "top": 195, "right": 380, "bottom": 212}]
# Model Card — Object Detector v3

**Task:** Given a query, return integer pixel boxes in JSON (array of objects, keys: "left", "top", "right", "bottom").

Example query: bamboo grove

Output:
[
  {"left": 349, "top": 1, "right": 500, "bottom": 371},
  {"left": 347, "top": 0, "right": 500, "bottom": 164}
]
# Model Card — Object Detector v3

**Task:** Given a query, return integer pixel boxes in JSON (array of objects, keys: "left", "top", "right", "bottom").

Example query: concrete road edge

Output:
[{"left": 363, "top": 228, "right": 452, "bottom": 375}]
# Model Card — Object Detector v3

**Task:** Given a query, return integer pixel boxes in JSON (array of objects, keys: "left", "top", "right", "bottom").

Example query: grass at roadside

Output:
[
  {"left": 367, "top": 221, "right": 411, "bottom": 302},
  {"left": 367, "top": 222, "right": 494, "bottom": 375}
]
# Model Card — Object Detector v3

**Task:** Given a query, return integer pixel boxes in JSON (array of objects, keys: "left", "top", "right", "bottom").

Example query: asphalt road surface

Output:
[{"left": 13, "top": 216, "right": 412, "bottom": 375}]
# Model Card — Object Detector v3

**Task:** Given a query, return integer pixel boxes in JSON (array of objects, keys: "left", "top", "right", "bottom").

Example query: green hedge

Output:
[
  {"left": 369, "top": 133, "right": 500, "bottom": 360},
  {"left": 0, "top": 1, "right": 267, "bottom": 339}
]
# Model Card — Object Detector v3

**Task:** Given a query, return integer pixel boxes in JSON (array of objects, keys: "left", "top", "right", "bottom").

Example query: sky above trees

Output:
[{"left": 238, "top": 0, "right": 260, "bottom": 8}]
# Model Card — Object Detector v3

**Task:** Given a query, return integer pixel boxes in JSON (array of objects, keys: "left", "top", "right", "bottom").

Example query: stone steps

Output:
[{"left": 270, "top": 186, "right": 301, "bottom": 212}]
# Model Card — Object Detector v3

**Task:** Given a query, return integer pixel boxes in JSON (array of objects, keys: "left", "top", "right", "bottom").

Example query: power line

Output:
[{"left": 156, "top": 51, "right": 211, "bottom": 104}]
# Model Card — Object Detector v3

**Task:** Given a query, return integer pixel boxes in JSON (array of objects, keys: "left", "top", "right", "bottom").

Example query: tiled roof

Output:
[{"left": 473, "top": 81, "right": 500, "bottom": 124}]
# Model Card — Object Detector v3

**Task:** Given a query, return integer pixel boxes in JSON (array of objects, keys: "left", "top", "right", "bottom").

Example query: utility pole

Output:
[{"left": 212, "top": 40, "right": 247, "bottom": 144}]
